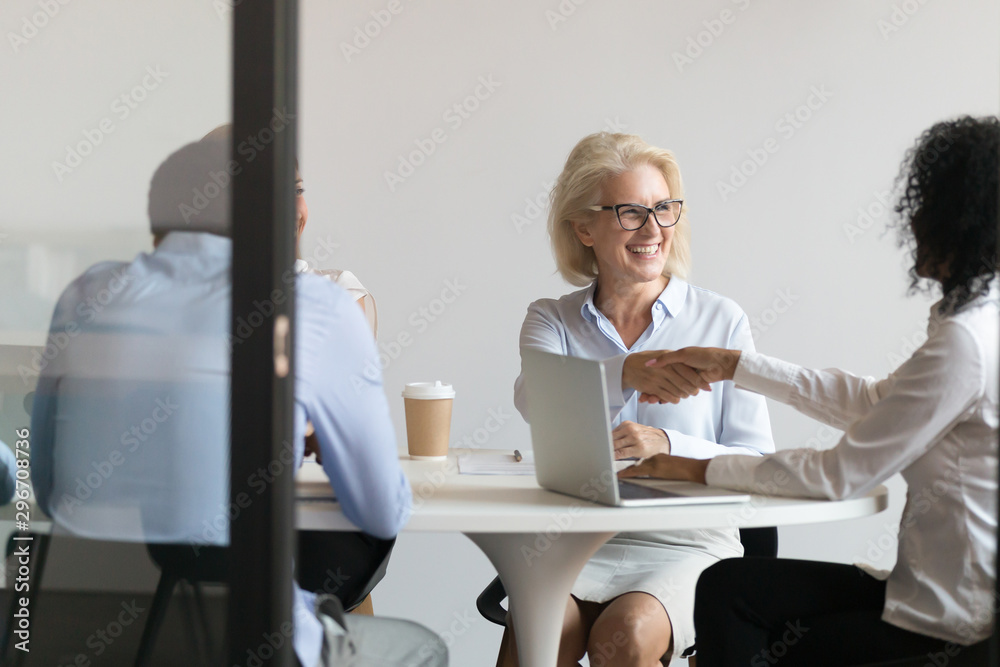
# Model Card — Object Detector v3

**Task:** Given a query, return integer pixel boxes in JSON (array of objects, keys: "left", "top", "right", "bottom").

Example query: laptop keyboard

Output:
[{"left": 618, "top": 480, "right": 680, "bottom": 500}]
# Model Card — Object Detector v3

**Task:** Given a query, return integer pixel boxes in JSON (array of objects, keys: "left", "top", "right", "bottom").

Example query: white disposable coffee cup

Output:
[{"left": 402, "top": 381, "right": 455, "bottom": 460}]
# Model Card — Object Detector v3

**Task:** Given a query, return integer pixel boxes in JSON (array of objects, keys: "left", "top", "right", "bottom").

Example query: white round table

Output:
[{"left": 296, "top": 451, "right": 889, "bottom": 667}]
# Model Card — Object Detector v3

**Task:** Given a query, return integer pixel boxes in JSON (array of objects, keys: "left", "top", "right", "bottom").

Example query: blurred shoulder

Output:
[
  {"left": 51, "top": 260, "right": 133, "bottom": 320},
  {"left": 296, "top": 272, "right": 355, "bottom": 313},
  {"left": 70, "top": 260, "right": 133, "bottom": 290},
  {"left": 295, "top": 273, "right": 374, "bottom": 358}
]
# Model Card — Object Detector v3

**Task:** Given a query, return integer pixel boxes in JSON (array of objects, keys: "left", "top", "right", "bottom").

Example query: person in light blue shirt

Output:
[
  {"left": 512, "top": 132, "right": 774, "bottom": 665},
  {"left": 30, "top": 135, "right": 446, "bottom": 667},
  {"left": 0, "top": 440, "right": 16, "bottom": 505}
]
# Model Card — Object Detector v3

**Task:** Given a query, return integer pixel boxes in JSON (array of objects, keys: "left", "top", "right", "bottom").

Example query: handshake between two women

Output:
[
  {"left": 622, "top": 346, "right": 742, "bottom": 404},
  {"left": 616, "top": 346, "right": 745, "bottom": 485}
]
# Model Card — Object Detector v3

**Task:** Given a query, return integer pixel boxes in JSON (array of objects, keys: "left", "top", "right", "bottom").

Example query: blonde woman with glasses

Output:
[{"left": 511, "top": 132, "right": 775, "bottom": 666}]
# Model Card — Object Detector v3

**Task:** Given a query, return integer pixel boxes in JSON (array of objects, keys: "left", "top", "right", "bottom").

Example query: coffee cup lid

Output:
[{"left": 402, "top": 381, "right": 455, "bottom": 399}]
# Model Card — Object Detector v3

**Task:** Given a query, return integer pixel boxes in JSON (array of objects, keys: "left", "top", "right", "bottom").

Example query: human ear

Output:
[{"left": 572, "top": 219, "right": 595, "bottom": 247}]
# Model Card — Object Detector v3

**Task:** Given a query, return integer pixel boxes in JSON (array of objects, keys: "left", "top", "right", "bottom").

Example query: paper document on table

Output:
[{"left": 458, "top": 451, "right": 535, "bottom": 475}]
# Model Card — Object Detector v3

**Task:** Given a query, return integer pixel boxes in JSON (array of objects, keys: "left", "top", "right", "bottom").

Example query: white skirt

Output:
[{"left": 572, "top": 528, "right": 744, "bottom": 658}]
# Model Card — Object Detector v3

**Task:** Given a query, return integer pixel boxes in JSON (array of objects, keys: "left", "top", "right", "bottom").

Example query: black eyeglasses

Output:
[{"left": 587, "top": 199, "right": 684, "bottom": 231}]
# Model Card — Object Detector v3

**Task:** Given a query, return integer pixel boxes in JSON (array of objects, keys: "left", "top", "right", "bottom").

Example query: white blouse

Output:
[
  {"left": 707, "top": 285, "right": 999, "bottom": 645},
  {"left": 295, "top": 259, "right": 378, "bottom": 337}
]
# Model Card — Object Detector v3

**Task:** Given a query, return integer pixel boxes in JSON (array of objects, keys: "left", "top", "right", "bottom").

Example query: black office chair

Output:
[
  {"left": 476, "top": 526, "right": 779, "bottom": 660},
  {"left": 139, "top": 534, "right": 398, "bottom": 665},
  {"left": 0, "top": 535, "right": 224, "bottom": 667},
  {"left": 136, "top": 544, "right": 229, "bottom": 667}
]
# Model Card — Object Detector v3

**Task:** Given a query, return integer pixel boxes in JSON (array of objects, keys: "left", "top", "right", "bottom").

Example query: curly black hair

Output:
[{"left": 893, "top": 115, "right": 999, "bottom": 312}]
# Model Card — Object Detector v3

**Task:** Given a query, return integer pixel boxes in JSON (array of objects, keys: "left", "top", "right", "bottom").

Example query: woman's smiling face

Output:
[{"left": 574, "top": 163, "right": 675, "bottom": 288}]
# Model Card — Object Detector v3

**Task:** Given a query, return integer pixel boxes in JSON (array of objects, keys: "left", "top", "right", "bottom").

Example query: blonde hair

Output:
[{"left": 548, "top": 132, "right": 691, "bottom": 286}]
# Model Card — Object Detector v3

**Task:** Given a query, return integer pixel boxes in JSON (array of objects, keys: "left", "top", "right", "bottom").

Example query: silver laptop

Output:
[{"left": 522, "top": 349, "right": 751, "bottom": 507}]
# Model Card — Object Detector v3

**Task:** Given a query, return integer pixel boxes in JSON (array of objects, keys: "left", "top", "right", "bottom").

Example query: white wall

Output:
[
  {"left": 3, "top": 1, "right": 998, "bottom": 665},
  {"left": 0, "top": 1, "right": 230, "bottom": 339}
]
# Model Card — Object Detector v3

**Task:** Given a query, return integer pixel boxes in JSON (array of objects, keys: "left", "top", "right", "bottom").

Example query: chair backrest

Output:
[
  {"left": 739, "top": 527, "right": 778, "bottom": 558},
  {"left": 43, "top": 374, "right": 230, "bottom": 547}
]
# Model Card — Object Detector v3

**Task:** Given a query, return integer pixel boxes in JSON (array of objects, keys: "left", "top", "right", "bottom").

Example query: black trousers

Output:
[
  {"left": 148, "top": 532, "right": 395, "bottom": 613},
  {"left": 693, "top": 558, "right": 979, "bottom": 667},
  {"left": 295, "top": 531, "right": 395, "bottom": 612}
]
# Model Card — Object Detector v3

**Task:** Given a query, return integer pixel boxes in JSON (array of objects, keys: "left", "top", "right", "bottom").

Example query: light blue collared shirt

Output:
[
  {"left": 514, "top": 278, "right": 774, "bottom": 459},
  {"left": 30, "top": 232, "right": 411, "bottom": 667}
]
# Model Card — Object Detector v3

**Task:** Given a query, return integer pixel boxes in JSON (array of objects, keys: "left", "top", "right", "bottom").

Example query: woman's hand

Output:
[
  {"left": 612, "top": 421, "right": 671, "bottom": 459},
  {"left": 636, "top": 347, "right": 742, "bottom": 404},
  {"left": 618, "top": 453, "right": 710, "bottom": 485},
  {"left": 623, "top": 350, "right": 711, "bottom": 405}
]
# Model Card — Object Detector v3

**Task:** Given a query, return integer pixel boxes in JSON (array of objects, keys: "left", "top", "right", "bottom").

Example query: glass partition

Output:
[{"left": 0, "top": 2, "right": 248, "bottom": 663}]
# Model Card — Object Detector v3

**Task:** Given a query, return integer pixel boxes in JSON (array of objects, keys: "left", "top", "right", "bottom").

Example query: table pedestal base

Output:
[{"left": 466, "top": 530, "right": 615, "bottom": 667}]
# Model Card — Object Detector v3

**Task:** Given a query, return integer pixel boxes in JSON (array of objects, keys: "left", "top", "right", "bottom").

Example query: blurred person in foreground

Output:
[
  {"left": 512, "top": 132, "right": 775, "bottom": 665},
  {"left": 290, "top": 150, "right": 394, "bottom": 613},
  {"left": 201, "top": 124, "right": 394, "bottom": 613},
  {"left": 30, "top": 132, "right": 446, "bottom": 666},
  {"left": 621, "top": 116, "right": 999, "bottom": 665}
]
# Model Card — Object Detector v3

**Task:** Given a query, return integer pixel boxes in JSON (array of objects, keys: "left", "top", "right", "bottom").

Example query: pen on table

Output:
[{"left": 513, "top": 449, "right": 523, "bottom": 462}]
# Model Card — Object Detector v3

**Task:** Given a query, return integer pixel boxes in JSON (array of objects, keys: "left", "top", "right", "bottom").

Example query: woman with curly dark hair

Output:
[
  {"left": 615, "top": 116, "right": 999, "bottom": 665},
  {"left": 896, "top": 116, "right": 998, "bottom": 311}
]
